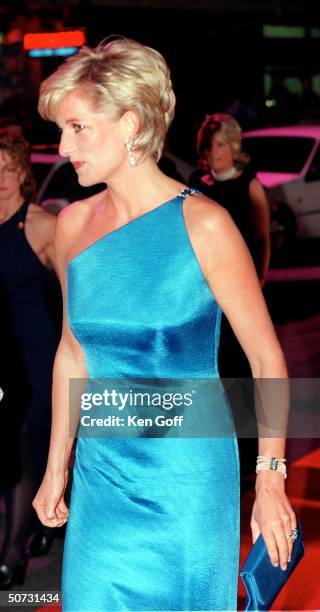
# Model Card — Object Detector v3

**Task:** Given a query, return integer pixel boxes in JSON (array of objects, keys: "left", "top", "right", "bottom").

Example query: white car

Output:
[{"left": 243, "top": 126, "right": 320, "bottom": 245}]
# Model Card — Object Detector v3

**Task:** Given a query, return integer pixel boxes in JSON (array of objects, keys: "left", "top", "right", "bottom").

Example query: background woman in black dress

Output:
[
  {"left": 0, "top": 126, "right": 58, "bottom": 588},
  {"left": 190, "top": 113, "right": 270, "bottom": 288}
]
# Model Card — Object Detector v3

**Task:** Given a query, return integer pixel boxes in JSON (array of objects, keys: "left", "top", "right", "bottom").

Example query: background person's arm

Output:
[
  {"left": 25, "top": 204, "right": 57, "bottom": 271},
  {"left": 249, "top": 177, "right": 271, "bottom": 286}
]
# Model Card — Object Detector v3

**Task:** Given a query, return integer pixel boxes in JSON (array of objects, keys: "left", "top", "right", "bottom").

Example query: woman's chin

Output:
[{"left": 77, "top": 175, "right": 97, "bottom": 187}]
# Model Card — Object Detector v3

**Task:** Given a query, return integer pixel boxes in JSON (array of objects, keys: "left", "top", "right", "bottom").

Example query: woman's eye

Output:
[{"left": 73, "top": 124, "right": 85, "bottom": 133}]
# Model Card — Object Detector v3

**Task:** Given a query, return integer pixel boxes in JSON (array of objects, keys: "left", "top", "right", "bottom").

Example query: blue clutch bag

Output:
[{"left": 240, "top": 519, "right": 304, "bottom": 611}]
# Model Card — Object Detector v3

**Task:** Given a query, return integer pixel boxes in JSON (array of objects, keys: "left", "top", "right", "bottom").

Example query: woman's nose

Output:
[{"left": 59, "top": 131, "right": 74, "bottom": 158}]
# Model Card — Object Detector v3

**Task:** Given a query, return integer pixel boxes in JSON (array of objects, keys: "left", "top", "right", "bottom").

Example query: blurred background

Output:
[
  {"left": 2, "top": 0, "right": 320, "bottom": 264},
  {"left": 2, "top": 0, "right": 320, "bottom": 156}
]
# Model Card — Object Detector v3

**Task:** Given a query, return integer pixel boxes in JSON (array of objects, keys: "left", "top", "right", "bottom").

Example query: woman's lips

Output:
[{"left": 72, "top": 161, "right": 84, "bottom": 170}]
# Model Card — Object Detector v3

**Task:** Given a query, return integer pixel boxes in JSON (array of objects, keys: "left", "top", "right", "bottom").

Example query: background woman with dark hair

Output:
[{"left": 0, "top": 126, "right": 58, "bottom": 588}]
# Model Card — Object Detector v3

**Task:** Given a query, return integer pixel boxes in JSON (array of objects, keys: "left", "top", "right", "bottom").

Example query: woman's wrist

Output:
[
  {"left": 46, "top": 454, "right": 70, "bottom": 479},
  {"left": 45, "top": 466, "right": 69, "bottom": 480},
  {"left": 45, "top": 438, "right": 74, "bottom": 479},
  {"left": 255, "top": 469, "right": 286, "bottom": 493}
]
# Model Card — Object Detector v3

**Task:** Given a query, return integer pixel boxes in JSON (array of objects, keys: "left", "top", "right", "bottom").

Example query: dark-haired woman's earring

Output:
[{"left": 126, "top": 140, "right": 137, "bottom": 168}]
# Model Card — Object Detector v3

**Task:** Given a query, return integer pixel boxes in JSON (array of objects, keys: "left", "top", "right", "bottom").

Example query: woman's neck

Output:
[
  {"left": 210, "top": 166, "right": 238, "bottom": 181},
  {"left": 0, "top": 196, "right": 24, "bottom": 224},
  {"left": 104, "top": 158, "right": 184, "bottom": 222}
]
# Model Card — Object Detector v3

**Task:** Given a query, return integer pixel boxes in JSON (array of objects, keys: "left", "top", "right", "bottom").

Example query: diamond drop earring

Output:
[{"left": 126, "top": 139, "right": 137, "bottom": 168}]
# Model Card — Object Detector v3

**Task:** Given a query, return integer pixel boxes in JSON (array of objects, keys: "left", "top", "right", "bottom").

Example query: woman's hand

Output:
[
  {"left": 33, "top": 470, "right": 69, "bottom": 528},
  {"left": 251, "top": 471, "right": 296, "bottom": 570}
]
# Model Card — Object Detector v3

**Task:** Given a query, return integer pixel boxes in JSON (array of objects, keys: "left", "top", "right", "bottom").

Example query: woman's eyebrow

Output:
[{"left": 66, "top": 118, "right": 83, "bottom": 124}]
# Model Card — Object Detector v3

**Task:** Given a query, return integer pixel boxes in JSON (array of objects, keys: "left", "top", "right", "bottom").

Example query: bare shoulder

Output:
[
  {"left": 55, "top": 191, "right": 105, "bottom": 266},
  {"left": 182, "top": 192, "right": 253, "bottom": 284},
  {"left": 183, "top": 192, "right": 235, "bottom": 240},
  {"left": 57, "top": 192, "right": 98, "bottom": 226},
  {"left": 56, "top": 191, "right": 104, "bottom": 238},
  {"left": 249, "top": 176, "right": 266, "bottom": 196},
  {"left": 25, "top": 203, "right": 56, "bottom": 245},
  {"left": 56, "top": 200, "right": 85, "bottom": 233},
  {"left": 27, "top": 203, "right": 56, "bottom": 231}
]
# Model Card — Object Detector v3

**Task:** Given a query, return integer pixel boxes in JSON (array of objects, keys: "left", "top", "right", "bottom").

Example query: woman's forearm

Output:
[
  {"left": 251, "top": 351, "right": 289, "bottom": 467},
  {"left": 254, "top": 236, "right": 271, "bottom": 282},
  {"left": 46, "top": 341, "right": 87, "bottom": 478},
  {"left": 261, "top": 237, "right": 271, "bottom": 280}
]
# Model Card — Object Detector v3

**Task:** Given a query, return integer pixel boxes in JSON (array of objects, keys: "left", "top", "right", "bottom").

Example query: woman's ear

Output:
[{"left": 120, "top": 111, "right": 140, "bottom": 143}]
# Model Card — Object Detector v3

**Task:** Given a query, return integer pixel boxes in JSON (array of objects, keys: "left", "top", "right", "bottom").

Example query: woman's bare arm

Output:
[
  {"left": 184, "top": 195, "right": 295, "bottom": 570},
  {"left": 249, "top": 177, "right": 271, "bottom": 285},
  {"left": 33, "top": 206, "right": 87, "bottom": 527},
  {"left": 25, "top": 204, "right": 57, "bottom": 270}
]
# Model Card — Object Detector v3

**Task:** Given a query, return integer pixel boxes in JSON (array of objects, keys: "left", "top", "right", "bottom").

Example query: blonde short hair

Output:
[
  {"left": 38, "top": 37, "right": 176, "bottom": 162},
  {"left": 196, "top": 113, "right": 249, "bottom": 171}
]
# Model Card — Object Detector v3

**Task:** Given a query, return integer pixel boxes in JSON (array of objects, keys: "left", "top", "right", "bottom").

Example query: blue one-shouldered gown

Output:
[{"left": 62, "top": 189, "right": 240, "bottom": 612}]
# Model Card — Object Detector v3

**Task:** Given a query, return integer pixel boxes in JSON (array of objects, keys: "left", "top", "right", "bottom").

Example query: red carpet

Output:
[{"left": 38, "top": 449, "right": 320, "bottom": 611}]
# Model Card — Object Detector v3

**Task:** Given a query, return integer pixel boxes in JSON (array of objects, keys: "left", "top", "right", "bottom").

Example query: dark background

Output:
[{"left": 2, "top": 0, "right": 320, "bottom": 161}]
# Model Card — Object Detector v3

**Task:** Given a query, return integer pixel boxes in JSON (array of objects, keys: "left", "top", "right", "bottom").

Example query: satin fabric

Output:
[{"left": 62, "top": 191, "right": 240, "bottom": 611}]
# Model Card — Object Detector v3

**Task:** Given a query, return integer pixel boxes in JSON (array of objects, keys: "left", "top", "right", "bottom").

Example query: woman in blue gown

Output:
[{"left": 33, "top": 37, "right": 297, "bottom": 611}]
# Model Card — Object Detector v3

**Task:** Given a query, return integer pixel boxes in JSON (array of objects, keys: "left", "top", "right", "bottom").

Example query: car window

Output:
[
  {"left": 243, "top": 136, "right": 315, "bottom": 173},
  {"left": 41, "top": 162, "right": 105, "bottom": 203},
  {"left": 305, "top": 145, "right": 320, "bottom": 182}
]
